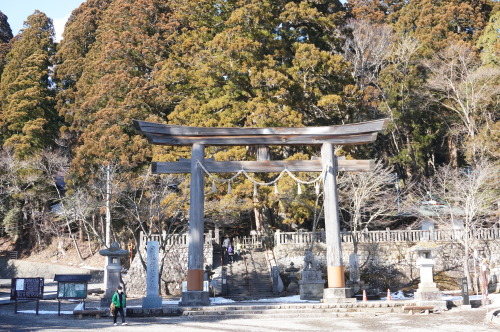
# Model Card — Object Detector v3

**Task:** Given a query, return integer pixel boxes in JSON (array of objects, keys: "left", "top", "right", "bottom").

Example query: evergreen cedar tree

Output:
[
  {"left": 0, "top": 11, "right": 59, "bottom": 158},
  {"left": 0, "top": 1, "right": 497, "bottom": 237},
  {"left": 0, "top": 11, "right": 13, "bottom": 79}
]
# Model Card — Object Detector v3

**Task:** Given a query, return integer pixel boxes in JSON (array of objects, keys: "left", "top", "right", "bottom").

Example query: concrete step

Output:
[
  {"left": 180, "top": 302, "right": 406, "bottom": 319},
  {"left": 182, "top": 311, "right": 371, "bottom": 320},
  {"left": 228, "top": 292, "right": 274, "bottom": 295},
  {"left": 182, "top": 302, "right": 406, "bottom": 312},
  {"left": 222, "top": 296, "right": 279, "bottom": 302}
]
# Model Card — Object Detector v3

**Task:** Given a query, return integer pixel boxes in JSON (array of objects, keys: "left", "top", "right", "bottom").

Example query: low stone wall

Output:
[
  {"left": 123, "top": 245, "right": 213, "bottom": 297},
  {"left": 122, "top": 237, "right": 500, "bottom": 296},
  {"left": 0, "top": 258, "right": 97, "bottom": 280},
  {"left": 273, "top": 239, "right": 500, "bottom": 291}
]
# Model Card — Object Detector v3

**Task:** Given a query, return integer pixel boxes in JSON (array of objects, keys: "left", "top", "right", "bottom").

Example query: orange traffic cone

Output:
[
  {"left": 387, "top": 288, "right": 392, "bottom": 301},
  {"left": 363, "top": 289, "right": 368, "bottom": 302}
]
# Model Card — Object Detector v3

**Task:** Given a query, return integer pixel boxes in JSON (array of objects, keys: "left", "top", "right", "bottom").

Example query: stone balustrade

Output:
[
  {"left": 140, "top": 228, "right": 500, "bottom": 250},
  {"left": 140, "top": 230, "right": 214, "bottom": 249},
  {"left": 275, "top": 228, "right": 500, "bottom": 245}
]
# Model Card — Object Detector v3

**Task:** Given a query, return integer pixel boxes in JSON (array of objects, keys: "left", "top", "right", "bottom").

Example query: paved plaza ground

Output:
[
  {"left": 0, "top": 305, "right": 499, "bottom": 332},
  {"left": 0, "top": 294, "right": 499, "bottom": 332},
  {"left": 1, "top": 280, "right": 499, "bottom": 332}
]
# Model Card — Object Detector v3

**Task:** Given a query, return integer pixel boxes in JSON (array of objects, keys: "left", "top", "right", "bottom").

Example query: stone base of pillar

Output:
[
  {"left": 299, "top": 281, "right": 325, "bottom": 301},
  {"left": 179, "top": 291, "right": 210, "bottom": 307},
  {"left": 322, "top": 287, "right": 357, "bottom": 303},
  {"left": 414, "top": 284, "right": 442, "bottom": 302},
  {"left": 414, "top": 300, "right": 448, "bottom": 311},
  {"left": 142, "top": 296, "right": 163, "bottom": 309},
  {"left": 99, "top": 296, "right": 111, "bottom": 310}
]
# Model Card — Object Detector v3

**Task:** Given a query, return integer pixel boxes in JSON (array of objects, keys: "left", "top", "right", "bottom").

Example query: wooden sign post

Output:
[{"left": 134, "top": 118, "right": 388, "bottom": 305}]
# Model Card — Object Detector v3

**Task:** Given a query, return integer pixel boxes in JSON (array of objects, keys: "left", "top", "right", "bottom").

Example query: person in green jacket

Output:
[{"left": 111, "top": 286, "right": 127, "bottom": 325}]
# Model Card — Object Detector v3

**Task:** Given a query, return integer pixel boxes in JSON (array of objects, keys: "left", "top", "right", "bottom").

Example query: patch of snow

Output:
[
  {"left": 160, "top": 296, "right": 322, "bottom": 305},
  {"left": 254, "top": 295, "right": 320, "bottom": 303},
  {"left": 211, "top": 297, "right": 236, "bottom": 304},
  {"left": 80, "top": 266, "right": 102, "bottom": 270},
  {"left": 381, "top": 290, "right": 414, "bottom": 301},
  {"left": 154, "top": 293, "right": 500, "bottom": 306},
  {"left": 74, "top": 302, "right": 84, "bottom": 310},
  {"left": 18, "top": 310, "right": 73, "bottom": 315},
  {"left": 442, "top": 295, "right": 462, "bottom": 301},
  {"left": 392, "top": 290, "right": 413, "bottom": 300}
]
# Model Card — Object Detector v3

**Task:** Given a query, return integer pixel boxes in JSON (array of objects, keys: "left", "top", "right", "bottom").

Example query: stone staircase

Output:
[
  {"left": 180, "top": 302, "right": 407, "bottom": 320},
  {"left": 225, "top": 248, "right": 276, "bottom": 301}
]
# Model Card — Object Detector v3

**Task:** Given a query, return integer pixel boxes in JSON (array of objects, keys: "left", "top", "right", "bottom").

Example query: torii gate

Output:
[{"left": 134, "top": 118, "right": 388, "bottom": 306}]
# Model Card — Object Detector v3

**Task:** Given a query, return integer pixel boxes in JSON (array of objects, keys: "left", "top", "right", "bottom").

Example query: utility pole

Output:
[
  {"left": 105, "top": 164, "right": 111, "bottom": 247},
  {"left": 104, "top": 164, "right": 112, "bottom": 292}
]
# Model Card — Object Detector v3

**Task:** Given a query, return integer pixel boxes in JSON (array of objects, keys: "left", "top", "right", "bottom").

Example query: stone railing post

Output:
[{"left": 214, "top": 226, "right": 220, "bottom": 245}]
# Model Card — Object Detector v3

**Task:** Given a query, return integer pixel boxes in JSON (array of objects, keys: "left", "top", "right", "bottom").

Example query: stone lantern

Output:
[
  {"left": 411, "top": 242, "right": 446, "bottom": 310},
  {"left": 285, "top": 262, "right": 300, "bottom": 295},
  {"left": 99, "top": 242, "right": 129, "bottom": 306}
]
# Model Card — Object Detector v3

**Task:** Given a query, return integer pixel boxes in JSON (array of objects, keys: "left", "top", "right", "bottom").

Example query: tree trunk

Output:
[
  {"left": 464, "top": 241, "right": 472, "bottom": 293},
  {"left": 65, "top": 216, "right": 84, "bottom": 262},
  {"left": 87, "top": 231, "right": 93, "bottom": 256},
  {"left": 253, "top": 205, "right": 264, "bottom": 234},
  {"left": 448, "top": 136, "right": 458, "bottom": 168},
  {"left": 352, "top": 230, "right": 359, "bottom": 255},
  {"left": 79, "top": 219, "right": 84, "bottom": 241}
]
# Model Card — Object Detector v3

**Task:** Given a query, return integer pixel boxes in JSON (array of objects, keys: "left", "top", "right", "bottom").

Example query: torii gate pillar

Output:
[
  {"left": 321, "top": 143, "right": 356, "bottom": 303},
  {"left": 180, "top": 143, "right": 210, "bottom": 306}
]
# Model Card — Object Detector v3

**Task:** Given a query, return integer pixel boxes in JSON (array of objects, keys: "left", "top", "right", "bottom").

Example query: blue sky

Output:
[{"left": 1, "top": 0, "right": 86, "bottom": 41}]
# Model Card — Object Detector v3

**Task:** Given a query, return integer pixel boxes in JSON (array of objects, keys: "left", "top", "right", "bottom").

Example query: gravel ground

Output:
[{"left": 0, "top": 297, "right": 499, "bottom": 332}]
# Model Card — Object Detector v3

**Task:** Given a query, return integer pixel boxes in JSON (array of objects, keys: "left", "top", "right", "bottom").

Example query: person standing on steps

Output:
[
  {"left": 228, "top": 243, "right": 234, "bottom": 263},
  {"left": 112, "top": 286, "right": 128, "bottom": 326},
  {"left": 222, "top": 234, "right": 231, "bottom": 264}
]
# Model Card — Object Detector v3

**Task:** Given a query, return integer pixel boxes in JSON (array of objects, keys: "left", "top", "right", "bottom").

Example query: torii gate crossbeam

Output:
[{"left": 134, "top": 119, "right": 388, "bottom": 306}]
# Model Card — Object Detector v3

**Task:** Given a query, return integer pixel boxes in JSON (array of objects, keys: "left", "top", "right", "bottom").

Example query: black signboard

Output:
[
  {"left": 461, "top": 277, "right": 470, "bottom": 305},
  {"left": 10, "top": 278, "right": 44, "bottom": 300}
]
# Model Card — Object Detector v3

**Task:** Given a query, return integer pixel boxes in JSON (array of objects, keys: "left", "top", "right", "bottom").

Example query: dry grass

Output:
[{"left": 21, "top": 238, "right": 104, "bottom": 269}]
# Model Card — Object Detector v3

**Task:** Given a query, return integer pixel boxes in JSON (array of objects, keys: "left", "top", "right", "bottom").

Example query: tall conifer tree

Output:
[
  {"left": 58, "top": 0, "right": 175, "bottom": 179},
  {"left": 151, "top": 0, "right": 358, "bottom": 229},
  {"left": 0, "top": 11, "right": 13, "bottom": 77},
  {"left": 394, "top": 0, "right": 491, "bottom": 55},
  {"left": 156, "top": 0, "right": 354, "bottom": 148},
  {"left": 0, "top": 11, "right": 58, "bottom": 157},
  {"left": 53, "top": 0, "right": 113, "bottom": 150},
  {"left": 477, "top": 9, "right": 500, "bottom": 67},
  {"left": 0, "top": 11, "right": 13, "bottom": 43}
]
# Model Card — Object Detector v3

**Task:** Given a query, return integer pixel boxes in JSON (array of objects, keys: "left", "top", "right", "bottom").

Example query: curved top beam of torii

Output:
[{"left": 133, "top": 118, "right": 389, "bottom": 146}]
